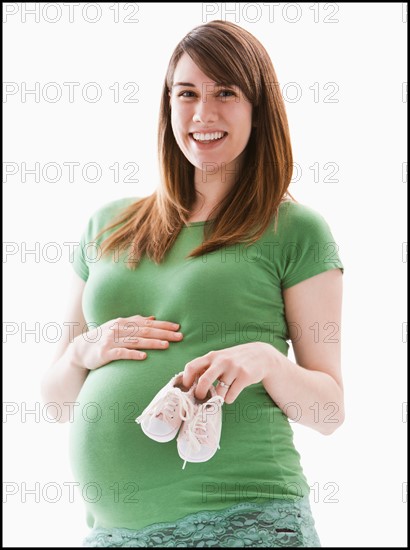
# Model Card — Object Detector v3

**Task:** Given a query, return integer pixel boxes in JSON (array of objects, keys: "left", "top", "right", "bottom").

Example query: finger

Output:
[
  {"left": 142, "top": 318, "right": 181, "bottom": 331},
  {"left": 122, "top": 315, "right": 181, "bottom": 331},
  {"left": 221, "top": 379, "right": 243, "bottom": 405},
  {"left": 124, "top": 315, "right": 181, "bottom": 332},
  {"left": 119, "top": 323, "right": 182, "bottom": 342},
  {"left": 194, "top": 365, "right": 226, "bottom": 401},
  {"left": 183, "top": 353, "right": 213, "bottom": 388},
  {"left": 120, "top": 337, "right": 175, "bottom": 349},
  {"left": 214, "top": 377, "right": 236, "bottom": 400},
  {"left": 133, "top": 326, "right": 183, "bottom": 342},
  {"left": 105, "top": 348, "right": 147, "bottom": 362}
]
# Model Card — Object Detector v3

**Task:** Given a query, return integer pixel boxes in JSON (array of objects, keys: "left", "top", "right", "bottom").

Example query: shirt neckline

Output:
[
  {"left": 183, "top": 219, "right": 215, "bottom": 227},
  {"left": 183, "top": 200, "right": 292, "bottom": 227}
]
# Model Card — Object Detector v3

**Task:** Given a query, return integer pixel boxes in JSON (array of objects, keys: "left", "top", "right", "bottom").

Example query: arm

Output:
[
  {"left": 182, "top": 267, "right": 344, "bottom": 436},
  {"left": 40, "top": 272, "right": 90, "bottom": 423},
  {"left": 41, "top": 271, "right": 185, "bottom": 424},
  {"left": 262, "top": 267, "right": 345, "bottom": 435}
]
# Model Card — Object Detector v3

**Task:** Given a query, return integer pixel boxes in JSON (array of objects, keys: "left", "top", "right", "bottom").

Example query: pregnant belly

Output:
[
  {"left": 68, "top": 354, "right": 183, "bottom": 461},
  {"left": 68, "top": 357, "right": 189, "bottom": 524},
  {"left": 68, "top": 355, "right": 308, "bottom": 530}
]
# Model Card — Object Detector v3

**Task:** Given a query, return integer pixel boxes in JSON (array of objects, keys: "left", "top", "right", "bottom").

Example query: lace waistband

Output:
[{"left": 83, "top": 496, "right": 321, "bottom": 547}]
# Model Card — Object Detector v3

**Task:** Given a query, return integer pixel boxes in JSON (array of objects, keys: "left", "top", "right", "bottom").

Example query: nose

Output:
[{"left": 193, "top": 97, "right": 218, "bottom": 125}]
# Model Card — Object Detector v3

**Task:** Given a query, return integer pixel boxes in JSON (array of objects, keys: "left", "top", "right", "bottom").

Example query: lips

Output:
[{"left": 189, "top": 132, "right": 228, "bottom": 146}]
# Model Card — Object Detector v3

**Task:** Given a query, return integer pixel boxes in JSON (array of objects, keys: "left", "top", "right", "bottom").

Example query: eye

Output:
[
  {"left": 219, "top": 90, "right": 236, "bottom": 98},
  {"left": 178, "top": 90, "right": 196, "bottom": 98}
]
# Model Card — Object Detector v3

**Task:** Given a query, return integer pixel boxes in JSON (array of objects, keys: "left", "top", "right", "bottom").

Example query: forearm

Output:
[
  {"left": 40, "top": 342, "right": 89, "bottom": 423},
  {"left": 262, "top": 344, "right": 345, "bottom": 435}
]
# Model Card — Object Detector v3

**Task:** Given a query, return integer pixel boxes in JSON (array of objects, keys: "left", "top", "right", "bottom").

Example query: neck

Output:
[{"left": 192, "top": 154, "right": 244, "bottom": 214}]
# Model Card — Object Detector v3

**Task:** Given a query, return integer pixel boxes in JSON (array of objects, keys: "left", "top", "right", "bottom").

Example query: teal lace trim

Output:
[{"left": 83, "top": 496, "right": 321, "bottom": 547}]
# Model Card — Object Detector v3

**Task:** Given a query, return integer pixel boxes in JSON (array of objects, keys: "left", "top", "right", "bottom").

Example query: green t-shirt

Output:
[{"left": 68, "top": 196, "right": 344, "bottom": 530}]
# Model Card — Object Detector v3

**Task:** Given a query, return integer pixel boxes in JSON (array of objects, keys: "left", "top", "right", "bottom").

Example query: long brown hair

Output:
[{"left": 94, "top": 20, "right": 296, "bottom": 267}]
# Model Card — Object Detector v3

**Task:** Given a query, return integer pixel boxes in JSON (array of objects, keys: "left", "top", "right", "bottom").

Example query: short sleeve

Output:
[
  {"left": 69, "top": 196, "right": 139, "bottom": 283},
  {"left": 277, "top": 202, "right": 344, "bottom": 290},
  {"left": 70, "top": 225, "right": 90, "bottom": 282}
]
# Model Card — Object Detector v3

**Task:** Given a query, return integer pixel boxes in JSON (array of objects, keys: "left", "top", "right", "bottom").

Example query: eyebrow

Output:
[
  {"left": 173, "top": 82, "right": 195, "bottom": 87},
  {"left": 172, "top": 81, "right": 236, "bottom": 88}
]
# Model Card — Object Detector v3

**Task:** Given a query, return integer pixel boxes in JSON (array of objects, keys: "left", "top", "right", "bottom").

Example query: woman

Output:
[{"left": 41, "top": 20, "right": 344, "bottom": 547}]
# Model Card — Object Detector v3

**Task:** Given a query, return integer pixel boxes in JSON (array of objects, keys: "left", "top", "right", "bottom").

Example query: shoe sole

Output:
[
  {"left": 140, "top": 422, "right": 179, "bottom": 443},
  {"left": 177, "top": 446, "right": 219, "bottom": 463}
]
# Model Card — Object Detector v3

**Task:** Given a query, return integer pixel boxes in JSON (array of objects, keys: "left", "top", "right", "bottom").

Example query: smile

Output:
[{"left": 189, "top": 132, "right": 228, "bottom": 146}]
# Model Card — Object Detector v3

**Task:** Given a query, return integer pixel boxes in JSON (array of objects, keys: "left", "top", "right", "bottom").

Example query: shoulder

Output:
[
  {"left": 278, "top": 199, "right": 327, "bottom": 223},
  {"left": 82, "top": 196, "right": 140, "bottom": 240},
  {"left": 276, "top": 199, "right": 333, "bottom": 235},
  {"left": 91, "top": 196, "right": 140, "bottom": 223},
  {"left": 88, "top": 196, "right": 140, "bottom": 227},
  {"left": 274, "top": 200, "right": 344, "bottom": 288}
]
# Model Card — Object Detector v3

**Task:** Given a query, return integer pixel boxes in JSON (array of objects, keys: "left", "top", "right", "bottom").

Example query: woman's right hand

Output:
[{"left": 70, "top": 315, "right": 183, "bottom": 371}]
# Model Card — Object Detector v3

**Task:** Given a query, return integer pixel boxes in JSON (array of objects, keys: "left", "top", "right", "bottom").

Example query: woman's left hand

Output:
[{"left": 182, "top": 342, "right": 277, "bottom": 404}]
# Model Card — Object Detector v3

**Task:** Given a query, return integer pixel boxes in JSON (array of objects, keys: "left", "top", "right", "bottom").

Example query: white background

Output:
[{"left": 3, "top": 2, "right": 407, "bottom": 547}]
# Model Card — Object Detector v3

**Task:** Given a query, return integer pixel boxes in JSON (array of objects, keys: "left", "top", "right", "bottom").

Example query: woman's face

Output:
[{"left": 169, "top": 53, "right": 253, "bottom": 173}]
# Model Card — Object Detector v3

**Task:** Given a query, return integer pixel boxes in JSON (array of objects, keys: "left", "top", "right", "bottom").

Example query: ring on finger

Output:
[{"left": 217, "top": 379, "right": 232, "bottom": 389}]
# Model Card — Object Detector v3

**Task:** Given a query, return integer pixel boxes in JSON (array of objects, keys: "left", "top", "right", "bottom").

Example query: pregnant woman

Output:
[{"left": 41, "top": 20, "right": 345, "bottom": 548}]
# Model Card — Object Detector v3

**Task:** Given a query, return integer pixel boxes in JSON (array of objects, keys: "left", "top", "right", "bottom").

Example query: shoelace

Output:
[
  {"left": 136, "top": 387, "right": 196, "bottom": 428},
  {"left": 181, "top": 395, "right": 224, "bottom": 470}
]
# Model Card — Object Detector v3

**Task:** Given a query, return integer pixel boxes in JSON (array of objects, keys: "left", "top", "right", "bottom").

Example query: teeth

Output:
[{"left": 192, "top": 131, "right": 226, "bottom": 142}]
